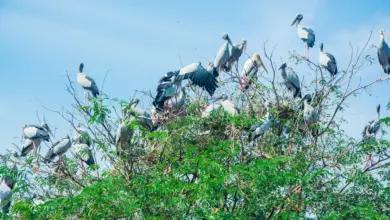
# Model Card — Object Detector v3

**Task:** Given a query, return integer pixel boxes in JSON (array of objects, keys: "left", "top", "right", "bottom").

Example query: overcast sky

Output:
[{"left": 1, "top": 0, "right": 390, "bottom": 153}]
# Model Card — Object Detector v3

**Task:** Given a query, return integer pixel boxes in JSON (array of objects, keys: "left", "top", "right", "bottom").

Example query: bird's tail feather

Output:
[{"left": 86, "top": 156, "right": 95, "bottom": 166}]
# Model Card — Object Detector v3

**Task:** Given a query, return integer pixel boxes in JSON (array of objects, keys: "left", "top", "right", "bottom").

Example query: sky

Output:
[{"left": 1, "top": 0, "right": 390, "bottom": 153}]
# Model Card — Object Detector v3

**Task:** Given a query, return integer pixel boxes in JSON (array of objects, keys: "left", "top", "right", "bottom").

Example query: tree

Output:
[{"left": 1, "top": 30, "right": 390, "bottom": 219}]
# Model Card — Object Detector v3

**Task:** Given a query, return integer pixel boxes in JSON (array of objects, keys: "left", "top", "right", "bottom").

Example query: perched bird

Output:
[
  {"left": 73, "top": 143, "right": 95, "bottom": 166},
  {"left": 214, "top": 33, "right": 233, "bottom": 74},
  {"left": 0, "top": 183, "right": 12, "bottom": 214},
  {"left": 44, "top": 135, "right": 72, "bottom": 164},
  {"left": 115, "top": 118, "right": 135, "bottom": 156},
  {"left": 77, "top": 63, "right": 100, "bottom": 104},
  {"left": 2, "top": 152, "right": 18, "bottom": 190},
  {"left": 72, "top": 124, "right": 91, "bottom": 147},
  {"left": 248, "top": 114, "right": 278, "bottom": 143},
  {"left": 248, "top": 103, "right": 279, "bottom": 143},
  {"left": 215, "top": 94, "right": 240, "bottom": 116},
  {"left": 377, "top": 29, "right": 390, "bottom": 80},
  {"left": 291, "top": 14, "right": 315, "bottom": 58},
  {"left": 301, "top": 94, "right": 319, "bottom": 125},
  {"left": 21, "top": 122, "right": 51, "bottom": 156},
  {"left": 319, "top": 43, "right": 338, "bottom": 77},
  {"left": 279, "top": 63, "right": 301, "bottom": 98},
  {"left": 165, "top": 86, "right": 187, "bottom": 114},
  {"left": 224, "top": 39, "right": 247, "bottom": 72},
  {"left": 239, "top": 53, "right": 268, "bottom": 91},
  {"left": 153, "top": 77, "right": 179, "bottom": 112},
  {"left": 128, "top": 98, "right": 155, "bottom": 131},
  {"left": 362, "top": 104, "right": 381, "bottom": 140}
]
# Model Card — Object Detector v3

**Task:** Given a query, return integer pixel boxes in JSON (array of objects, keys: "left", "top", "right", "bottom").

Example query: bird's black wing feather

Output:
[
  {"left": 158, "top": 71, "right": 178, "bottom": 83},
  {"left": 21, "top": 143, "right": 32, "bottom": 156},
  {"left": 190, "top": 70, "right": 218, "bottom": 96}
]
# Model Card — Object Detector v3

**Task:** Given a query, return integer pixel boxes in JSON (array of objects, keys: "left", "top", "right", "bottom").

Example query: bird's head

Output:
[
  {"left": 253, "top": 53, "right": 268, "bottom": 73},
  {"left": 291, "top": 14, "right": 303, "bottom": 26},
  {"left": 380, "top": 29, "right": 386, "bottom": 39},
  {"left": 300, "top": 94, "right": 312, "bottom": 104},
  {"left": 222, "top": 33, "right": 232, "bottom": 45},
  {"left": 10, "top": 151, "right": 19, "bottom": 159},
  {"left": 130, "top": 98, "right": 140, "bottom": 108},
  {"left": 75, "top": 124, "right": 85, "bottom": 133},
  {"left": 376, "top": 104, "right": 381, "bottom": 114},
  {"left": 222, "top": 33, "right": 229, "bottom": 40},
  {"left": 264, "top": 100, "right": 273, "bottom": 110},
  {"left": 241, "top": 39, "right": 247, "bottom": 51},
  {"left": 320, "top": 42, "right": 324, "bottom": 52},
  {"left": 79, "top": 63, "right": 84, "bottom": 73},
  {"left": 278, "top": 63, "right": 287, "bottom": 70}
]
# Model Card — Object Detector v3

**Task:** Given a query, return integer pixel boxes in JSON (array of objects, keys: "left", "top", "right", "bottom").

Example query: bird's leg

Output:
[
  {"left": 84, "top": 89, "right": 87, "bottom": 106},
  {"left": 58, "top": 155, "right": 63, "bottom": 176},
  {"left": 33, "top": 142, "right": 39, "bottom": 174}
]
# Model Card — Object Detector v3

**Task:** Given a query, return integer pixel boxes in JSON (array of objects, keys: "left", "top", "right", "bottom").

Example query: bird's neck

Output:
[
  {"left": 281, "top": 69, "right": 287, "bottom": 78},
  {"left": 379, "top": 35, "right": 385, "bottom": 45}
]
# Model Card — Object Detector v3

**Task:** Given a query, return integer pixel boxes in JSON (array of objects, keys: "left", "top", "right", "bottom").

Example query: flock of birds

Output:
[{"left": 0, "top": 14, "right": 389, "bottom": 214}]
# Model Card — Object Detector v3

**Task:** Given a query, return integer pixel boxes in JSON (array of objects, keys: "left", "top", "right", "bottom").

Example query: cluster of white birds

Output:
[{"left": 1, "top": 13, "right": 389, "bottom": 215}]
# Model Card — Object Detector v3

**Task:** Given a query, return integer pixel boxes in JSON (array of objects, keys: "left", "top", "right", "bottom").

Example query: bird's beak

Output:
[
  {"left": 291, "top": 17, "right": 298, "bottom": 26},
  {"left": 258, "top": 57, "right": 268, "bottom": 73},
  {"left": 262, "top": 63, "right": 268, "bottom": 73},
  {"left": 209, "top": 95, "right": 222, "bottom": 103},
  {"left": 47, "top": 128, "right": 54, "bottom": 137}
]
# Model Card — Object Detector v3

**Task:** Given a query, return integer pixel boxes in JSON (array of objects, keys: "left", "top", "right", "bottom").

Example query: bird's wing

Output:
[
  {"left": 24, "top": 127, "right": 49, "bottom": 141},
  {"left": 177, "top": 63, "right": 199, "bottom": 81},
  {"left": 153, "top": 83, "right": 175, "bottom": 111},
  {"left": 369, "top": 120, "right": 381, "bottom": 134},
  {"left": 53, "top": 138, "right": 71, "bottom": 155},
  {"left": 84, "top": 75, "right": 96, "bottom": 85},
  {"left": 383, "top": 42, "right": 390, "bottom": 71},
  {"left": 241, "top": 59, "right": 258, "bottom": 78},
  {"left": 325, "top": 53, "right": 336, "bottom": 64},
  {"left": 85, "top": 75, "right": 99, "bottom": 96},
  {"left": 288, "top": 72, "right": 300, "bottom": 90},
  {"left": 189, "top": 67, "right": 218, "bottom": 96},
  {"left": 299, "top": 26, "right": 315, "bottom": 47},
  {"left": 362, "top": 122, "right": 372, "bottom": 138},
  {"left": 23, "top": 127, "right": 37, "bottom": 139},
  {"left": 378, "top": 48, "right": 384, "bottom": 66},
  {"left": 44, "top": 147, "right": 56, "bottom": 162},
  {"left": 178, "top": 63, "right": 218, "bottom": 96}
]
